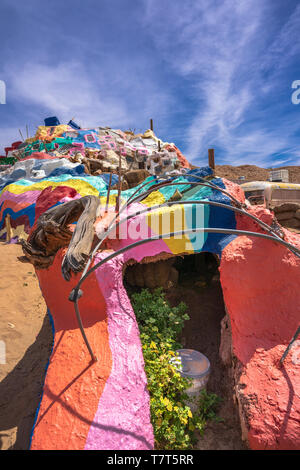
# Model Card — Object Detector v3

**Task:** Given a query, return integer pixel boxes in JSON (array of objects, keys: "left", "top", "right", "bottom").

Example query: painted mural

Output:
[{"left": 0, "top": 120, "right": 299, "bottom": 450}]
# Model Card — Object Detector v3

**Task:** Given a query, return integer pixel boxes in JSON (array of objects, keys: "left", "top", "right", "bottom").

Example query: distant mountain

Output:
[{"left": 213, "top": 165, "right": 300, "bottom": 184}]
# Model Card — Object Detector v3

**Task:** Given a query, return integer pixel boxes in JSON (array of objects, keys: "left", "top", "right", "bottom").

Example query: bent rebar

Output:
[
  {"left": 280, "top": 325, "right": 300, "bottom": 365},
  {"left": 69, "top": 227, "right": 300, "bottom": 362}
]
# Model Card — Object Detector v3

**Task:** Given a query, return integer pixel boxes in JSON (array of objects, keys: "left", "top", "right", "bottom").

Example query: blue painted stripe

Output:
[{"left": 28, "top": 308, "right": 55, "bottom": 450}]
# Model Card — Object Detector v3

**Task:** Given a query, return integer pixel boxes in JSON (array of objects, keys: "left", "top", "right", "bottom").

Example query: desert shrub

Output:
[{"left": 130, "top": 288, "right": 220, "bottom": 450}]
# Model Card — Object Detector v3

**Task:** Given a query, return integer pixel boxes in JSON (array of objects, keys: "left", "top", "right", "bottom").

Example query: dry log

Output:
[
  {"left": 20, "top": 196, "right": 101, "bottom": 280},
  {"left": 61, "top": 196, "right": 101, "bottom": 281}
]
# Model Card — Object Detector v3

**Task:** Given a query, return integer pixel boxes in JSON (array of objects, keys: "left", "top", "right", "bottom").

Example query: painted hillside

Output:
[{"left": 0, "top": 119, "right": 299, "bottom": 450}]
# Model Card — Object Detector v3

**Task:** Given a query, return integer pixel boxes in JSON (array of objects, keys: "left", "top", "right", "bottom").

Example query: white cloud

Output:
[
  {"left": 5, "top": 59, "right": 172, "bottom": 133},
  {"left": 1, "top": 1, "right": 299, "bottom": 167},
  {"left": 142, "top": 0, "right": 300, "bottom": 167},
  {"left": 262, "top": 4, "right": 300, "bottom": 73},
  {"left": 7, "top": 62, "right": 129, "bottom": 128}
]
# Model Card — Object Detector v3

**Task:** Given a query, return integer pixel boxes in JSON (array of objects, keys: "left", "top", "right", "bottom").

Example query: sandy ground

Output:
[{"left": 0, "top": 242, "right": 52, "bottom": 450}]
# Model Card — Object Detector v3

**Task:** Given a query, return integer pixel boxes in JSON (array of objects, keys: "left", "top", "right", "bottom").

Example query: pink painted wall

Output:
[
  {"left": 220, "top": 180, "right": 300, "bottom": 449},
  {"left": 85, "top": 253, "right": 154, "bottom": 450}
]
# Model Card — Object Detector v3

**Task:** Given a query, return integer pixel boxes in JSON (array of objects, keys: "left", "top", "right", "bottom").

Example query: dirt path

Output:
[
  {"left": 166, "top": 276, "right": 247, "bottom": 450},
  {"left": 0, "top": 242, "right": 52, "bottom": 450}
]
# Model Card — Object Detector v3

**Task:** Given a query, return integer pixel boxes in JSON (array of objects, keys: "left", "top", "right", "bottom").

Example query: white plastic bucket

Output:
[{"left": 170, "top": 349, "right": 211, "bottom": 412}]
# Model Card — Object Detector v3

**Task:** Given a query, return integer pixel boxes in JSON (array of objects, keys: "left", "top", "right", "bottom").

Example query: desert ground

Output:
[{"left": 0, "top": 242, "right": 53, "bottom": 450}]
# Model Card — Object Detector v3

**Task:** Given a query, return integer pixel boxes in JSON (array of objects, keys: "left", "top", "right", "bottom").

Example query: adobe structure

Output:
[{"left": 0, "top": 120, "right": 299, "bottom": 450}]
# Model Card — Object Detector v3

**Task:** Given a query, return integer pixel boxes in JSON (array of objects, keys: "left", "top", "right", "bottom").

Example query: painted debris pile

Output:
[
  {"left": 0, "top": 117, "right": 299, "bottom": 450},
  {"left": 0, "top": 116, "right": 190, "bottom": 180}
]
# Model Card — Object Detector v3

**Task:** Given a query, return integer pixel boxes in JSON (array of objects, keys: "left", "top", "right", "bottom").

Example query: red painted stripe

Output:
[{"left": 30, "top": 249, "right": 112, "bottom": 450}]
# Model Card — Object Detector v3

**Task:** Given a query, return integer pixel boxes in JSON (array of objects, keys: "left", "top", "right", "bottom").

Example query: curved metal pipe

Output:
[
  {"left": 85, "top": 184, "right": 289, "bottom": 262},
  {"left": 280, "top": 325, "right": 300, "bottom": 365},
  {"left": 79, "top": 228, "right": 300, "bottom": 287},
  {"left": 69, "top": 226, "right": 300, "bottom": 361},
  {"left": 131, "top": 177, "right": 243, "bottom": 208},
  {"left": 93, "top": 169, "right": 243, "bottom": 259},
  {"left": 74, "top": 176, "right": 291, "bottom": 287},
  {"left": 96, "top": 199, "right": 298, "bottom": 255},
  {"left": 78, "top": 177, "right": 234, "bottom": 281},
  {"left": 79, "top": 176, "right": 157, "bottom": 280}
]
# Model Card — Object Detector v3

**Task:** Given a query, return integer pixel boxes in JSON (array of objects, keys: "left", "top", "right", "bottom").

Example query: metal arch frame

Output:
[
  {"left": 85, "top": 168, "right": 245, "bottom": 277},
  {"left": 76, "top": 175, "right": 284, "bottom": 285},
  {"left": 65, "top": 172, "right": 300, "bottom": 364},
  {"left": 69, "top": 224, "right": 300, "bottom": 363}
]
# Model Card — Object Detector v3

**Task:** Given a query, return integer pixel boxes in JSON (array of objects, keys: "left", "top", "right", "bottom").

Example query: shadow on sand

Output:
[{"left": 0, "top": 313, "right": 53, "bottom": 450}]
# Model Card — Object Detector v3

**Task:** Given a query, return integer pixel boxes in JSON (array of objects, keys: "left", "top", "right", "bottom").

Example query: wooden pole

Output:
[
  {"left": 150, "top": 119, "right": 153, "bottom": 131},
  {"left": 5, "top": 214, "right": 12, "bottom": 243},
  {"left": 105, "top": 173, "right": 112, "bottom": 213},
  {"left": 19, "top": 129, "right": 25, "bottom": 142},
  {"left": 115, "top": 155, "right": 122, "bottom": 214},
  {"left": 208, "top": 149, "right": 215, "bottom": 170}
]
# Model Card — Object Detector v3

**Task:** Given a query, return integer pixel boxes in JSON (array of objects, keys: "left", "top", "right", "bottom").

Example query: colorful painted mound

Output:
[
  {"left": 1, "top": 121, "right": 299, "bottom": 450},
  {"left": 1, "top": 120, "right": 190, "bottom": 176}
]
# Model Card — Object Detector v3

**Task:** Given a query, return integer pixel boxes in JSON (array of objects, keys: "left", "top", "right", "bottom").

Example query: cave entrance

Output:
[{"left": 124, "top": 252, "right": 245, "bottom": 449}]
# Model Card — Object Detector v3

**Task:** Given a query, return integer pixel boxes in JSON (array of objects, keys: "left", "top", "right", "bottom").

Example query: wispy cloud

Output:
[
  {"left": 7, "top": 62, "right": 129, "bottom": 127},
  {"left": 5, "top": 59, "right": 172, "bottom": 132},
  {"left": 142, "top": 0, "right": 300, "bottom": 166},
  {"left": 0, "top": 0, "right": 300, "bottom": 167},
  {"left": 262, "top": 3, "right": 300, "bottom": 74}
]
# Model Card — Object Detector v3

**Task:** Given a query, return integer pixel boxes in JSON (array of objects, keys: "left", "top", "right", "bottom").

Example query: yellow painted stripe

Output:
[
  {"left": 2, "top": 179, "right": 100, "bottom": 197},
  {"left": 142, "top": 190, "right": 165, "bottom": 207},
  {"left": 146, "top": 204, "right": 194, "bottom": 254}
]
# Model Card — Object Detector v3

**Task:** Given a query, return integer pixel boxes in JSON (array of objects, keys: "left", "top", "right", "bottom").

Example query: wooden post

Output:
[
  {"left": 115, "top": 155, "right": 122, "bottom": 214},
  {"left": 105, "top": 173, "right": 112, "bottom": 213},
  {"left": 19, "top": 129, "right": 25, "bottom": 142},
  {"left": 150, "top": 119, "right": 153, "bottom": 131},
  {"left": 208, "top": 149, "right": 215, "bottom": 170},
  {"left": 5, "top": 214, "right": 12, "bottom": 243}
]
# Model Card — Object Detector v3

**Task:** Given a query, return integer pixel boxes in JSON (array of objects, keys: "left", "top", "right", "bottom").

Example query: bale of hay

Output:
[
  {"left": 275, "top": 211, "right": 295, "bottom": 221},
  {"left": 281, "top": 218, "right": 300, "bottom": 229},
  {"left": 274, "top": 203, "right": 300, "bottom": 213}
]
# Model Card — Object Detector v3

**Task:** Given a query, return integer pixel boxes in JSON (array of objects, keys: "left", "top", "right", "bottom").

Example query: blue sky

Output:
[{"left": 0, "top": 0, "right": 300, "bottom": 167}]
